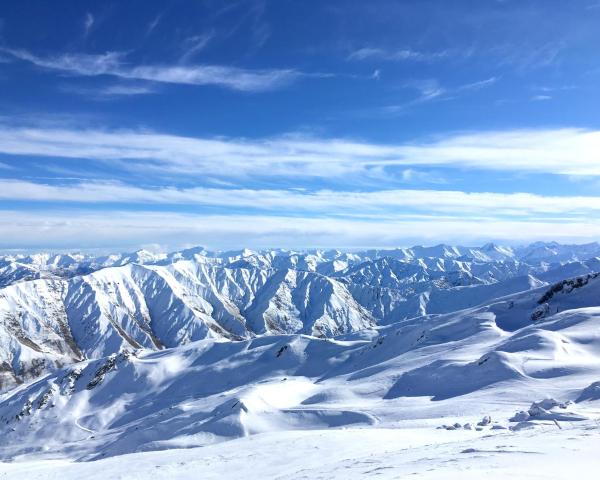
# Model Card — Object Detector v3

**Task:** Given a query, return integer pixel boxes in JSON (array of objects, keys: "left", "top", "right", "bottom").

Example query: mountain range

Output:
[
  {"left": 0, "top": 242, "right": 600, "bottom": 476},
  {"left": 2, "top": 242, "right": 600, "bottom": 392}
]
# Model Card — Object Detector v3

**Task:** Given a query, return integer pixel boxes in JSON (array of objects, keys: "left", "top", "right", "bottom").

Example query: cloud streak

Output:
[
  {"left": 2, "top": 209, "right": 600, "bottom": 251},
  {"left": 1, "top": 125, "right": 599, "bottom": 178},
  {"left": 61, "top": 82, "right": 157, "bottom": 99},
  {"left": 180, "top": 33, "right": 215, "bottom": 62},
  {"left": 348, "top": 47, "right": 449, "bottom": 62},
  {"left": 2, "top": 179, "right": 600, "bottom": 218},
  {"left": 1, "top": 48, "right": 300, "bottom": 92},
  {"left": 83, "top": 13, "right": 94, "bottom": 37},
  {"left": 384, "top": 77, "right": 497, "bottom": 113}
]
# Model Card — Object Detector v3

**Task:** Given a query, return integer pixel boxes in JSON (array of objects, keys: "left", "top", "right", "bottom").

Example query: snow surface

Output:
[
  {"left": 1, "top": 423, "right": 599, "bottom": 479},
  {"left": 0, "top": 243, "right": 600, "bottom": 477}
]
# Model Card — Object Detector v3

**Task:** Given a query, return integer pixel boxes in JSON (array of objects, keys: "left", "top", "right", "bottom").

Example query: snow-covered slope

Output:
[
  {"left": 2, "top": 242, "right": 600, "bottom": 391},
  {"left": 0, "top": 279, "right": 82, "bottom": 391},
  {"left": 1, "top": 272, "right": 600, "bottom": 462},
  {"left": 0, "top": 261, "right": 380, "bottom": 390},
  {"left": 1, "top": 244, "right": 600, "bottom": 477},
  {"left": 2, "top": 422, "right": 598, "bottom": 480}
]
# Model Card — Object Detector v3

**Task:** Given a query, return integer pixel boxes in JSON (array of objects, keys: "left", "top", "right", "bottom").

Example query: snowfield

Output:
[
  {"left": 1, "top": 424, "right": 599, "bottom": 480},
  {"left": 0, "top": 243, "right": 599, "bottom": 478}
]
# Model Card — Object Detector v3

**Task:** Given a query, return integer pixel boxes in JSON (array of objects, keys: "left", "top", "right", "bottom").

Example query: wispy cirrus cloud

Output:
[
  {"left": 83, "top": 13, "right": 94, "bottom": 37},
  {"left": 531, "top": 94, "right": 552, "bottom": 101},
  {"left": 146, "top": 13, "right": 163, "bottom": 35},
  {"left": 1, "top": 125, "right": 600, "bottom": 178},
  {"left": 409, "top": 79, "right": 447, "bottom": 102},
  {"left": 348, "top": 47, "right": 450, "bottom": 62},
  {"left": 99, "top": 84, "right": 156, "bottom": 96},
  {"left": 179, "top": 32, "right": 215, "bottom": 62},
  {"left": 1, "top": 47, "right": 301, "bottom": 92},
  {"left": 414, "top": 76, "right": 497, "bottom": 100},
  {"left": 60, "top": 82, "right": 157, "bottom": 99},
  {"left": 495, "top": 41, "right": 565, "bottom": 71},
  {"left": 348, "top": 38, "right": 565, "bottom": 73},
  {"left": 381, "top": 76, "right": 497, "bottom": 114},
  {"left": 3, "top": 179, "right": 600, "bottom": 219}
]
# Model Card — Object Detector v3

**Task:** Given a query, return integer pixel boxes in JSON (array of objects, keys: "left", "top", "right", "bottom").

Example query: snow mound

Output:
[
  {"left": 576, "top": 381, "right": 600, "bottom": 402},
  {"left": 509, "top": 398, "right": 588, "bottom": 430},
  {"left": 385, "top": 351, "right": 524, "bottom": 400}
]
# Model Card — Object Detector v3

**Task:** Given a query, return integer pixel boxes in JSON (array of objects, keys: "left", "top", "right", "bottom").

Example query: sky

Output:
[{"left": 1, "top": 0, "right": 600, "bottom": 252}]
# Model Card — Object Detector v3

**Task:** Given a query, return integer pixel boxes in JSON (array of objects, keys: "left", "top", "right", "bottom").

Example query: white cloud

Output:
[
  {"left": 99, "top": 84, "right": 156, "bottom": 96},
  {"left": 146, "top": 14, "right": 162, "bottom": 35},
  {"left": 384, "top": 77, "right": 497, "bottom": 113},
  {"left": 496, "top": 41, "right": 564, "bottom": 71},
  {"left": 348, "top": 47, "right": 449, "bottom": 62},
  {"left": 62, "top": 83, "right": 157, "bottom": 98},
  {"left": 2, "top": 210, "right": 600, "bottom": 251},
  {"left": 411, "top": 79, "right": 446, "bottom": 101},
  {"left": 180, "top": 33, "right": 215, "bottom": 62},
  {"left": 2, "top": 179, "right": 600, "bottom": 218},
  {"left": 83, "top": 13, "right": 94, "bottom": 36},
  {"left": 457, "top": 77, "right": 497, "bottom": 91},
  {"left": 531, "top": 94, "right": 552, "bottom": 101},
  {"left": 1, "top": 125, "right": 599, "bottom": 177},
  {"left": 1, "top": 48, "right": 300, "bottom": 92}
]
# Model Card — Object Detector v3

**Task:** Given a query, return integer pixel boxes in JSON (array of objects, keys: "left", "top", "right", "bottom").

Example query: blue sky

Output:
[{"left": 1, "top": 0, "right": 600, "bottom": 251}]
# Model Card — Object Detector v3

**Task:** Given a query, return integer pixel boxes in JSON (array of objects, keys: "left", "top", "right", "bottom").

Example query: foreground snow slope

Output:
[
  {"left": 1, "top": 423, "right": 599, "bottom": 480},
  {"left": 1, "top": 272, "right": 600, "bottom": 463}
]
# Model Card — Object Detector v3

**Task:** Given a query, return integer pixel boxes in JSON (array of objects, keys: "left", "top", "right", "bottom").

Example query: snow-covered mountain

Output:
[
  {"left": 3, "top": 241, "right": 600, "bottom": 289},
  {"left": 2, "top": 270, "right": 600, "bottom": 463},
  {"left": 2, "top": 242, "right": 600, "bottom": 391},
  {"left": 1, "top": 242, "right": 600, "bottom": 478},
  {"left": 0, "top": 261, "right": 379, "bottom": 391}
]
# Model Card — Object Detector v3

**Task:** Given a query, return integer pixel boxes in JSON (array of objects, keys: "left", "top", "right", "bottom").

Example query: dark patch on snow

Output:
[{"left": 537, "top": 273, "right": 600, "bottom": 305}]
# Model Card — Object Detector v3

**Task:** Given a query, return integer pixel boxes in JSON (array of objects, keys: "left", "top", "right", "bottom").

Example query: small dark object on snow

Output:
[{"left": 276, "top": 345, "right": 288, "bottom": 357}]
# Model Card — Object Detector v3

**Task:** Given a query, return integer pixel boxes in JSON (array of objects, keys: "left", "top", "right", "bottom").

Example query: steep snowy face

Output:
[
  {"left": 337, "top": 256, "right": 485, "bottom": 291},
  {"left": 0, "top": 262, "right": 48, "bottom": 288},
  {"left": 0, "top": 261, "right": 378, "bottom": 388},
  {"left": 243, "top": 269, "right": 375, "bottom": 337},
  {"left": 0, "top": 279, "right": 82, "bottom": 391}
]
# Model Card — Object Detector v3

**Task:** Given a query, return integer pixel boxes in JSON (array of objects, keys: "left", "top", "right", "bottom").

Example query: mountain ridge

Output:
[
  {"left": 2, "top": 271, "right": 600, "bottom": 460},
  {"left": 1, "top": 242, "right": 600, "bottom": 392}
]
